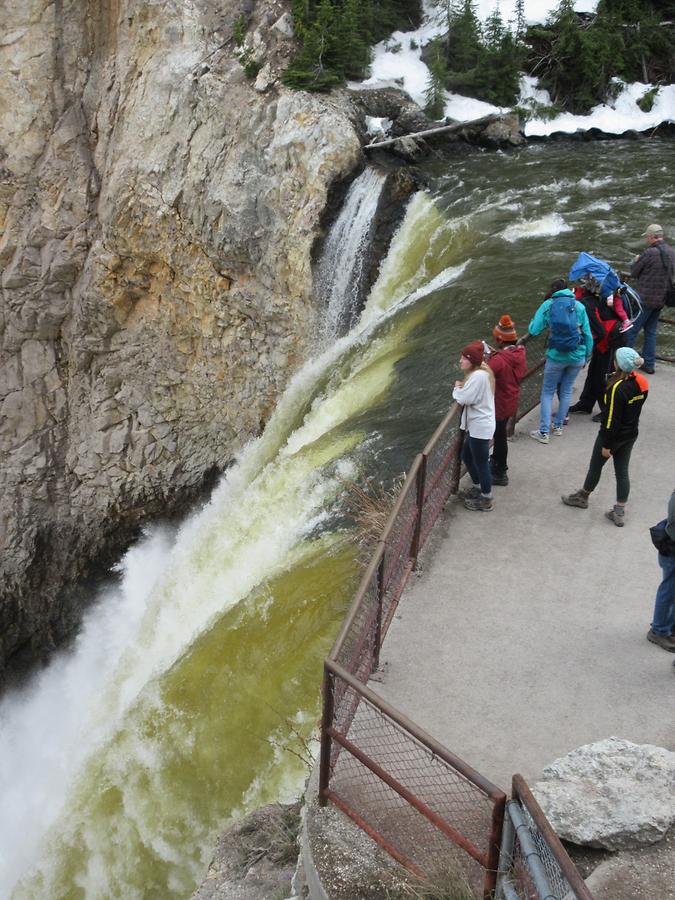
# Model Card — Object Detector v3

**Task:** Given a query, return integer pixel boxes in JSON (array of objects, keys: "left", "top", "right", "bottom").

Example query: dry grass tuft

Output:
[{"left": 341, "top": 476, "right": 405, "bottom": 551}]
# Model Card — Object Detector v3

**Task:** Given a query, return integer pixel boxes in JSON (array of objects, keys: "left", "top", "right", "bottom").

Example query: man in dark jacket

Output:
[
  {"left": 627, "top": 223, "right": 675, "bottom": 373},
  {"left": 561, "top": 347, "right": 649, "bottom": 526},
  {"left": 486, "top": 315, "right": 527, "bottom": 486}
]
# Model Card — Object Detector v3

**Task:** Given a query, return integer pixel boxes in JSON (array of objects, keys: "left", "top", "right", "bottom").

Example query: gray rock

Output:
[
  {"left": 0, "top": 0, "right": 363, "bottom": 680},
  {"left": 533, "top": 738, "right": 675, "bottom": 850}
]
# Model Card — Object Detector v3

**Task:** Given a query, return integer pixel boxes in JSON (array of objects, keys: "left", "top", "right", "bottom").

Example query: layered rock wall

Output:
[{"left": 0, "top": 0, "right": 362, "bottom": 677}]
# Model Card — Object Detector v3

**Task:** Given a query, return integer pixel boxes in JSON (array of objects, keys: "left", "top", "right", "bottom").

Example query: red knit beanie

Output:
[
  {"left": 460, "top": 340, "right": 484, "bottom": 367},
  {"left": 493, "top": 314, "right": 517, "bottom": 343}
]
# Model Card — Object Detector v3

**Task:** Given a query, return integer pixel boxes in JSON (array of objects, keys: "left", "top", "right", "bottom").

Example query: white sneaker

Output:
[
  {"left": 529, "top": 430, "right": 549, "bottom": 444},
  {"left": 552, "top": 426, "right": 563, "bottom": 436}
]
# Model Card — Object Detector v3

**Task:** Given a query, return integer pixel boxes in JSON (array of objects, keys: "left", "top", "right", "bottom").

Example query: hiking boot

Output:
[
  {"left": 605, "top": 506, "right": 625, "bottom": 527},
  {"left": 464, "top": 495, "right": 493, "bottom": 512},
  {"left": 562, "top": 490, "right": 589, "bottom": 509},
  {"left": 646, "top": 630, "right": 675, "bottom": 652},
  {"left": 529, "top": 430, "right": 549, "bottom": 444},
  {"left": 456, "top": 484, "right": 480, "bottom": 501},
  {"left": 552, "top": 426, "right": 563, "bottom": 437},
  {"left": 640, "top": 364, "right": 655, "bottom": 374},
  {"left": 568, "top": 403, "right": 592, "bottom": 414},
  {"left": 491, "top": 472, "right": 509, "bottom": 486}
]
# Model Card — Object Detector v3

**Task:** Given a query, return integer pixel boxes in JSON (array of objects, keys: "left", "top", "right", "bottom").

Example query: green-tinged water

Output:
[{"left": 2, "top": 139, "right": 674, "bottom": 899}]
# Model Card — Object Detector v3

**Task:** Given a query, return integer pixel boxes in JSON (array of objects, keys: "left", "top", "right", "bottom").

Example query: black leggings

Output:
[
  {"left": 491, "top": 419, "right": 509, "bottom": 474},
  {"left": 583, "top": 433, "right": 636, "bottom": 503}
]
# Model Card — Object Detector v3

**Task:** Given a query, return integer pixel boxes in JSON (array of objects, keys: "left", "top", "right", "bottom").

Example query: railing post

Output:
[
  {"left": 410, "top": 453, "right": 427, "bottom": 567},
  {"left": 450, "top": 427, "right": 465, "bottom": 495},
  {"left": 373, "top": 550, "right": 385, "bottom": 671},
  {"left": 484, "top": 791, "right": 506, "bottom": 899},
  {"left": 318, "top": 665, "right": 335, "bottom": 807}
]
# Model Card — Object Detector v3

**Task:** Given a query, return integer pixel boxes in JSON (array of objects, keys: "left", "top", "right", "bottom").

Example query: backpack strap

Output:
[{"left": 656, "top": 242, "right": 674, "bottom": 279}]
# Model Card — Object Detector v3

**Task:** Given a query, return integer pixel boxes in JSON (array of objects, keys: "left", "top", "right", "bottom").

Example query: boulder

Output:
[{"left": 533, "top": 737, "right": 675, "bottom": 850}]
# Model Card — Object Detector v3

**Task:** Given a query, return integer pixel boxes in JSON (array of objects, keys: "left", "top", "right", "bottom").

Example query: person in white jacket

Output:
[{"left": 452, "top": 341, "right": 496, "bottom": 511}]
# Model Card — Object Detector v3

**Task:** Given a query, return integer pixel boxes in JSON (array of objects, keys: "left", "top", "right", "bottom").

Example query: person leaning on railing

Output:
[
  {"left": 626, "top": 223, "right": 675, "bottom": 374},
  {"left": 452, "top": 341, "right": 496, "bottom": 513},
  {"left": 527, "top": 277, "right": 593, "bottom": 444}
]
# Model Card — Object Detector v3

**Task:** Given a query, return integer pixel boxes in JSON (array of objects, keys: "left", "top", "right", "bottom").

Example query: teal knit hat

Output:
[{"left": 615, "top": 347, "right": 643, "bottom": 372}]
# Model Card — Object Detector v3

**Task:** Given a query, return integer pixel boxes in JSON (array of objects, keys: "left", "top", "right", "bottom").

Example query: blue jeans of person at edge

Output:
[
  {"left": 528, "top": 291, "right": 593, "bottom": 435},
  {"left": 462, "top": 435, "right": 492, "bottom": 495},
  {"left": 627, "top": 305, "right": 661, "bottom": 369},
  {"left": 651, "top": 552, "right": 675, "bottom": 636}
]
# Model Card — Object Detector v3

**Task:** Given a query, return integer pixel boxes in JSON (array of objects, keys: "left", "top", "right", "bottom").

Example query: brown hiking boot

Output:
[
  {"left": 464, "top": 495, "right": 493, "bottom": 512},
  {"left": 457, "top": 484, "right": 480, "bottom": 501},
  {"left": 562, "top": 490, "right": 589, "bottom": 509},
  {"left": 605, "top": 506, "right": 625, "bottom": 527},
  {"left": 646, "top": 630, "right": 675, "bottom": 652}
]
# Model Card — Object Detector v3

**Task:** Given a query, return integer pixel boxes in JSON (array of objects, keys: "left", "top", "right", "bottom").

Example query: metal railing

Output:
[
  {"left": 316, "top": 315, "right": 675, "bottom": 896},
  {"left": 497, "top": 776, "right": 595, "bottom": 900}
]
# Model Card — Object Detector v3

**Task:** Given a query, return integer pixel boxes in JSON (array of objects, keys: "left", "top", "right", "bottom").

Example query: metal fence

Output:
[
  {"left": 656, "top": 315, "right": 675, "bottom": 362},
  {"left": 497, "top": 776, "right": 594, "bottom": 900},
  {"left": 316, "top": 314, "right": 675, "bottom": 896}
]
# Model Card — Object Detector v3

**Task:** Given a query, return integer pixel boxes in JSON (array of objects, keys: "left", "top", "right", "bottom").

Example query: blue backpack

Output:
[{"left": 549, "top": 293, "right": 581, "bottom": 352}]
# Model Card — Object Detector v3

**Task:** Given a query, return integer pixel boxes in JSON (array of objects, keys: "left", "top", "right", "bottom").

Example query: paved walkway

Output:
[{"left": 371, "top": 365, "right": 675, "bottom": 793}]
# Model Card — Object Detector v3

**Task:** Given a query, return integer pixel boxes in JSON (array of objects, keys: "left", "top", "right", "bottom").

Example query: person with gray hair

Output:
[
  {"left": 627, "top": 224, "right": 675, "bottom": 373},
  {"left": 562, "top": 347, "right": 649, "bottom": 526}
]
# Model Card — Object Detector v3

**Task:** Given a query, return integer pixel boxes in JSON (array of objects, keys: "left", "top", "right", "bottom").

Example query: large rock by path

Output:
[{"left": 533, "top": 737, "right": 675, "bottom": 850}]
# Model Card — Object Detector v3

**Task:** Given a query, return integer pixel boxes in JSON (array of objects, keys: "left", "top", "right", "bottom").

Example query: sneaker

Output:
[
  {"left": 619, "top": 321, "right": 633, "bottom": 333},
  {"left": 640, "top": 364, "right": 655, "bottom": 374},
  {"left": 646, "top": 630, "right": 675, "bottom": 652},
  {"left": 591, "top": 412, "right": 602, "bottom": 423},
  {"left": 464, "top": 495, "right": 493, "bottom": 511},
  {"left": 552, "top": 426, "right": 563, "bottom": 437},
  {"left": 605, "top": 506, "right": 625, "bottom": 527},
  {"left": 529, "top": 430, "right": 549, "bottom": 444},
  {"left": 456, "top": 484, "right": 480, "bottom": 501},
  {"left": 568, "top": 403, "right": 592, "bottom": 414},
  {"left": 562, "top": 490, "right": 589, "bottom": 509},
  {"left": 491, "top": 472, "right": 509, "bottom": 486}
]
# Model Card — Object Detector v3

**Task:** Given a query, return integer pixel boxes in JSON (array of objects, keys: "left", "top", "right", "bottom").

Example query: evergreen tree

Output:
[{"left": 424, "top": 40, "right": 449, "bottom": 118}]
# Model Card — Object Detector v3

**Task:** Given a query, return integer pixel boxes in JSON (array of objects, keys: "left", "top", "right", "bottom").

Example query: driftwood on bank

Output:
[{"left": 364, "top": 113, "right": 500, "bottom": 150}]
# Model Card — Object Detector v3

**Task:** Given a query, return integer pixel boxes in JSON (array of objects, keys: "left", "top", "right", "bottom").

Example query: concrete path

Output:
[{"left": 371, "top": 365, "right": 675, "bottom": 793}]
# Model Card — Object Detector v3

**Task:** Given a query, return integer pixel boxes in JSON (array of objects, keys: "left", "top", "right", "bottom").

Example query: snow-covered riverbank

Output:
[{"left": 355, "top": 0, "right": 674, "bottom": 138}]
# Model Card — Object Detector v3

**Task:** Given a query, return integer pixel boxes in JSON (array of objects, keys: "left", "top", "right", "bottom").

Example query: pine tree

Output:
[
  {"left": 424, "top": 40, "right": 449, "bottom": 119},
  {"left": 513, "top": 0, "right": 526, "bottom": 42}
]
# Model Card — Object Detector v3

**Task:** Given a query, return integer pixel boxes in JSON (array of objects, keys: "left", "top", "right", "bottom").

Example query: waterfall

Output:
[
  {"left": 0, "top": 189, "right": 468, "bottom": 900},
  {"left": 315, "top": 167, "right": 387, "bottom": 340}
]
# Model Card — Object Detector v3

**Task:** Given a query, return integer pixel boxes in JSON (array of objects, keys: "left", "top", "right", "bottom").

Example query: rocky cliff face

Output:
[{"left": 0, "top": 0, "right": 362, "bottom": 678}]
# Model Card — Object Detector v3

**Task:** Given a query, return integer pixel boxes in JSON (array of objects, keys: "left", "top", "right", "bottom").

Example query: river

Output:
[{"left": 1, "top": 138, "right": 673, "bottom": 899}]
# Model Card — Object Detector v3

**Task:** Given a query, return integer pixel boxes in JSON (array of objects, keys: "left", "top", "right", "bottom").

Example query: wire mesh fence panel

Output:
[
  {"left": 656, "top": 316, "right": 675, "bottom": 361},
  {"left": 380, "top": 471, "right": 420, "bottom": 638},
  {"left": 420, "top": 414, "right": 461, "bottom": 546},
  {"left": 329, "top": 680, "right": 501, "bottom": 896},
  {"left": 515, "top": 333, "right": 548, "bottom": 422}
]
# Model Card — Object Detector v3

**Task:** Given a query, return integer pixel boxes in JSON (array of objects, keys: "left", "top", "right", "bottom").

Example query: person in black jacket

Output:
[
  {"left": 561, "top": 347, "right": 649, "bottom": 526},
  {"left": 647, "top": 490, "right": 675, "bottom": 652}
]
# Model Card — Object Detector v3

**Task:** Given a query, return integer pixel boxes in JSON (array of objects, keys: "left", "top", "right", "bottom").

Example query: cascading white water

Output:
[
  {"left": 0, "top": 187, "right": 466, "bottom": 899},
  {"left": 315, "top": 167, "right": 387, "bottom": 339}
]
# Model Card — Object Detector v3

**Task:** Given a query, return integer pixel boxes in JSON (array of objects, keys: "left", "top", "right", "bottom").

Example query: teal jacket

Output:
[{"left": 528, "top": 289, "right": 593, "bottom": 364}]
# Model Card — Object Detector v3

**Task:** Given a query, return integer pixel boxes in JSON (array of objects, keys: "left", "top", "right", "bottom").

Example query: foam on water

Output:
[{"left": 501, "top": 213, "right": 572, "bottom": 243}]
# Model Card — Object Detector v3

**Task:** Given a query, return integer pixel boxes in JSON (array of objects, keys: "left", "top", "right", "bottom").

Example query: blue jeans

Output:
[
  {"left": 627, "top": 306, "right": 661, "bottom": 368},
  {"left": 651, "top": 553, "right": 675, "bottom": 636},
  {"left": 539, "top": 359, "right": 584, "bottom": 434},
  {"left": 462, "top": 434, "right": 492, "bottom": 494}
]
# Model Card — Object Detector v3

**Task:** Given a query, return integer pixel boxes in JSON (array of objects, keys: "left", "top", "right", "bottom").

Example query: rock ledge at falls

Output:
[{"left": 0, "top": 0, "right": 367, "bottom": 679}]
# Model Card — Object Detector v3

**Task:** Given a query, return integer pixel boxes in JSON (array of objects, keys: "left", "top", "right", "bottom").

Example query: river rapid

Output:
[{"left": 1, "top": 139, "right": 673, "bottom": 899}]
